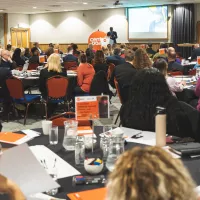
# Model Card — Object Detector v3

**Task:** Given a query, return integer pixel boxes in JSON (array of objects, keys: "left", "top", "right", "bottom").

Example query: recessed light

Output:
[
  {"left": 64, "top": 10, "right": 68, "bottom": 11},
  {"left": 33, "top": 7, "right": 37, "bottom": 9},
  {"left": 83, "top": 2, "right": 88, "bottom": 4}
]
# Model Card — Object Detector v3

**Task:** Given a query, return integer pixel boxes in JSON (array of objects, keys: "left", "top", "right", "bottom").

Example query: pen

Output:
[
  {"left": 53, "top": 158, "right": 57, "bottom": 168},
  {"left": 132, "top": 132, "right": 142, "bottom": 138},
  {"left": 43, "top": 159, "right": 48, "bottom": 169}
]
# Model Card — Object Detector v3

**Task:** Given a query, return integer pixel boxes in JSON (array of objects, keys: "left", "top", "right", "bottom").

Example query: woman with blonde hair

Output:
[
  {"left": 107, "top": 146, "right": 198, "bottom": 200},
  {"left": 133, "top": 48, "right": 152, "bottom": 69},
  {"left": 39, "top": 53, "right": 66, "bottom": 98}
]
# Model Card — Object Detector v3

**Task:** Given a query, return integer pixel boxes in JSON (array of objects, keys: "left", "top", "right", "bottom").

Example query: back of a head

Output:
[
  {"left": 7, "top": 44, "right": 12, "bottom": 51},
  {"left": 31, "top": 47, "right": 38, "bottom": 55},
  {"left": 47, "top": 53, "right": 61, "bottom": 72},
  {"left": 148, "top": 43, "right": 152, "bottom": 48},
  {"left": 67, "top": 45, "right": 73, "bottom": 53},
  {"left": 72, "top": 43, "right": 78, "bottom": 51},
  {"left": 80, "top": 53, "right": 87, "bottom": 63},
  {"left": 160, "top": 43, "right": 168, "bottom": 49},
  {"left": 125, "top": 49, "right": 134, "bottom": 62},
  {"left": 49, "top": 43, "right": 54, "bottom": 48},
  {"left": 168, "top": 51, "right": 176, "bottom": 60},
  {"left": 94, "top": 50, "right": 105, "bottom": 64},
  {"left": 12, "top": 48, "right": 21, "bottom": 59},
  {"left": 46, "top": 47, "right": 54, "bottom": 57},
  {"left": 133, "top": 48, "right": 152, "bottom": 69},
  {"left": 154, "top": 58, "right": 168, "bottom": 76},
  {"left": 113, "top": 48, "right": 121, "bottom": 56},
  {"left": 107, "top": 146, "right": 197, "bottom": 200}
]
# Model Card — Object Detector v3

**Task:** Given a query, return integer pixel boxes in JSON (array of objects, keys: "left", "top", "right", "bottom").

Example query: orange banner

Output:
[
  {"left": 39, "top": 55, "right": 46, "bottom": 63},
  {"left": 197, "top": 56, "right": 200, "bottom": 65},
  {"left": 88, "top": 31, "right": 107, "bottom": 51},
  {"left": 159, "top": 48, "right": 165, "bottom": 55}
]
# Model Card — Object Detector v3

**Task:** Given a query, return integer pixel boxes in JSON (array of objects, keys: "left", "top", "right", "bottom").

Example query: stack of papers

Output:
[{"left": 30, "top": 145, "right": 80, "bottom": 179}]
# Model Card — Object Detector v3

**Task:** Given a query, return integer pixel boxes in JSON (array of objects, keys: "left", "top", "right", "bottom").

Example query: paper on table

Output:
[
  {"left": 0, "top": 144, "right": 59, "bottom": 196},
  {"left": 125, "top": 131, "right": 156, "bottom": 146},
  {"left": 28, "top": 193, "right": 65, "bottom": 200},
  {"left": 30, "top": 145, "right": 80, "bottom": 179},
  {"left": 22, "top": 129, "right": 41, "bottom": 138}
]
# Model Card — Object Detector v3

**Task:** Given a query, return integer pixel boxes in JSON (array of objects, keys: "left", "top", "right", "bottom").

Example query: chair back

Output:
[
  {"left": 90, "top": 71, "right": 110, "bottom": 96},
  {"left": 107, "top": 63, "right": 115, "bottom": 80},
  {"left": 28, "top": 63, "right": 39, "bottom": 70},
  {"left": 169, "top": 71, "right": 183, "bottom": 76},
  {"left": 189, "top": 69, "right": 196, "bottom": 76},
  {"left": 64, "top": 61, "right": 78, "bottom": 70},
  {"left": 114, "top": 78, "right": 123, "bottom": 104},
  {"left": 47, "top": 75, "right": 68, "bottom": 99},
  {"left": 6, "top": 76, "right": 25, "bottom": 99}
]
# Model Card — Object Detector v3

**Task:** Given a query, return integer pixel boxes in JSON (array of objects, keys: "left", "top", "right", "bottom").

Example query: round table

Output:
[{"left": 2, "top": 126, "right": 200, "bottom": 199}]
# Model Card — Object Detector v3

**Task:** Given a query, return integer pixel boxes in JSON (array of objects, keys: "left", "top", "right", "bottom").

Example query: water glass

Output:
[
  {"left": 100, "top": 137, "right": 110, "bottom": 162},
  {"left": 75, "top": 136, "right": 85, "bottom": 167},
  {"left": 49, "top": 126, "right": 58, "bottom": 145},
  {"left": 103, "top": 125, "right": 113, "bottom": 136},
  {"left": 63, "top": 120, "right": 78, "bottom": 151}
]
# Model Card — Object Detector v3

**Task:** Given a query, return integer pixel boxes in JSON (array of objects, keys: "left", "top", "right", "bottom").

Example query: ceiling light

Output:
[
  {"left": 33, "top": 7, "right": 37, "bottom": 9},
  {"left": 83, "top": 2, "right": 88, "bottom": 4},
  {"left": 0, "top": 10, "right": 3, "bottom": 12},
  {"left": 64, "top": 10, "right": 68, "bottom": 11}
]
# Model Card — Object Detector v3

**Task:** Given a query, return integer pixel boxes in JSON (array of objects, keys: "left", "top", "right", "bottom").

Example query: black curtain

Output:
[{"left": 172, "top": 4, "right": 195, "bottom": 59}]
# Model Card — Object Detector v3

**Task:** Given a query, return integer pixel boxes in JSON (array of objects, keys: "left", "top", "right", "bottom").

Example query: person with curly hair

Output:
[
  {"left": 120, "top": 68, "right": 200, "bottom": 141},
  {"left": 133, "top": 48, "right": 152, "bottom": 69},
  {"left": 107, "top": 146, "right": 198, "bottom": 200}
]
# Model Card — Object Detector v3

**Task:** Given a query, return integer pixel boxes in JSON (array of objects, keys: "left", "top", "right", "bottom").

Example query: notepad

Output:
[
  {"left": 0, "top": 132, "right": 25, "bottom": 143},
  {"left": 67, "top": 188, "right": 106, "bottom": 200}
]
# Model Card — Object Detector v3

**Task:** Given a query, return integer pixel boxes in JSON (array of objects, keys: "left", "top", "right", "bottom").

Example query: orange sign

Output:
[
  {"left": 197, "top": 56, "right": 200, "bottom": 65},
  {"left": 88, "top": 31, "right": 107, "bottom": 51},
  {"left": 39, "top": 55, "right": 46, "bottom": 63},
  {"left": 159, "top": 48, "right": 165, "bottom": 55}
]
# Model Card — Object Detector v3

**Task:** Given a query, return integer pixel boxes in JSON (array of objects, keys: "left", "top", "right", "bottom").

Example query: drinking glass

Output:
[
  {"left": 100, "top": 137, "right": 110, "bottom": 162},
  {"left": 63, "top": 120, "right": 78, "bottom": 151},
  {"left": 75, "top": 136, "right": 85, "bottom": 167},
  {"left": 49, "top": 126, "right": 58, "bottom": 145},
  {"left": 46, "top": 166, "right": 58, "bottom": 195},
  {"left": 103, "top": 125, "right": 113, "bottom": 136}
]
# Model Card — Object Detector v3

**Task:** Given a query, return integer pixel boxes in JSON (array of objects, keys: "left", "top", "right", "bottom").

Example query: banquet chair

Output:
[
  {"left": 114, "top": 78, "right": 122, "bottom": 126},
  {"left": 107, "top": 63, "right": 115, "bottom": 81},
  {"left": 49, "top": 112, "right": 91, "bottom": 127},
  {"left": 6, "top": 76, "right": 47, "bottom": 125},
  {"left": 45, "top": 75, "right": 69, "bottom": 113},
  {"left": 189, "top": 69, "right": 196, "bottom": 76},
  {"left": 28, "top": 63, "right": 39, "bottom": 70},
  {"left": 64, "top": 61, "right": 78, "bottom": 71},
  {"left": 168, "top": 71, "right": 183, "bottom": 76}
]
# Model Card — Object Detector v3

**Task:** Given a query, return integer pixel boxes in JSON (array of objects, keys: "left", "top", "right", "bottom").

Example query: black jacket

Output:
[
  {"left": 29, "top": 56, "right": 39, "bottom": 64},
  {"left": 191, "top": 47, "right": 200, "bottom": 61},
  {"left": 39, "top": 68, "right": 67, "bottom": 98},
  {"left": 168, "top": 61, "right": 183, "bottom": 72},
  {"left": 93, "top": 63, "right": 108, "bottom": 74},
  {"left": 107, "top": 31, "right": 118, "bottom": 44}
]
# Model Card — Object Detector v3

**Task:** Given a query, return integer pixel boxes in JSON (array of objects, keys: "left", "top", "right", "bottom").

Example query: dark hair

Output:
[
  {"left": 7, "top": 44, "right": 12, "bottom": 51},
  {"left": 71, "top": 43, "right": 78, "bottom": 51},
  {"left": 94, "top": 50, "right": 105, "bottom": 64},
  {"left": 121, "top": 69, "right": 180, "bottom": 134},
  {"left": 67, "top": 45, "right": 73, "bottom": 52},
  {"left": 148, "top": 43, "right": 152, "bottom": 48},
  {"left": 12, "top": 48, "right": 21, "bottom": 60},
  {"left": 160, "top": 43, "right": 168, "bottom": 49},
  {"left": 80, "top": 53, "right": 87, "bottom": 63},
  {"left": 132, "top": 47, "right": 138, "bottom": 52},
  {"left": 125, "top": 50, "right": 134, "bottom": 62},
  {"left": 49, "top": 43, "right": 54, "bottom": 48},
  {"left": 113, "top": 48, "right": 121, "bottom": 55},
  {"left": 31, "top": 47, "right": 38, "bottom": 55},
  {"left": 154, "top": 58, "right": 168, "bottom": 76}
]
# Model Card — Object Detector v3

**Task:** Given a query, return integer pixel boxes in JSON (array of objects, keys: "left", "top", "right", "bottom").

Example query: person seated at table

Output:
[
  {"left": 110, "top": 50, "right": 137, "bottom": 103},
  {"left": 45, "top": 47, "right": 54, "bottom": 58},
  {"left": 153, "top": 43, "right": 168, "bottom": 61},
  {"left": 93, "top": 50, "right": 108, "bottom": 74},
  {"left": 63, "top": 45, "right": 78, "bottom": 63},
  {"left": 33, "top": 42, "right": 43, "bottom": 54},
  {"left": 146, "top": 43, "right": 156, "bottom": 58},
  {"left": 154, "top": 58, "right": 185, "bottom": 96},
  {"left": 191, "top": 44, "right": 200, "bottom": 61},
  {"left": 24, "top": 48, "right": 31, "bottom": 59},
  {"left": 106, "top": 146, "right": 198, "bottom": 200},
  {"left": 71, "top": 43, "right": 80, "bottom": 57},
  {"left": 74, "top": 53, "right": 95, "bottom": 95},
  {"left": 12, "top": 48, "right": 25, "bottom": 67},
  {"left": 168, "top": 47, "right": 181, "bottom": 64},
  {"left": 54, "top": 43, "right": 63, "bottom": 54},
  {"left": 120, "top": 68, "right": 200, "bottom": 142},
  {"left": 0, "top": 50, "right": 16, "bottom": 69},
  {"left": 86, "top": 44, "right": 95, "bottom": 64},
  {"left": 168, "top": 51, "right": 183, "bottom": 72},
  {"left": 29, "top": 47, "right": 39, "bottom": 64},
  {"left": 106, "top": 48, "right": 125, "bottom": 66},
  {"left": 0, "top": 174, "right": 25, "bottom": 200},
  {"left": 132, "top": 48, "right": 152, "bottom": 69},
  {"left": 20, "top": 48, "right": 28, "bottom": 61},
  {"left": 39, "top": 53, "right": 67, "bottom": 98}
]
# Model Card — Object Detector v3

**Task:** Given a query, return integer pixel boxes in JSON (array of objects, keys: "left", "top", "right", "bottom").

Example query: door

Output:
[
  {"left": 197, "top": 21, "right": 200, "bottom": 44},
  {"left": 11, "top": 28, "right": 30, "bottom": 48}
]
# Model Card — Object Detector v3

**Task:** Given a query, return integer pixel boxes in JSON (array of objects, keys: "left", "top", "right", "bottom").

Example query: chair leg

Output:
[
  {"left": 24, "top": 103, "right": 31, "bottom": 125},
  {"left": 44, "top": 103, "right": 48, "bottom": 119},
  {"left": 114, "top": 112, "right": 120, "bottom": 125}
]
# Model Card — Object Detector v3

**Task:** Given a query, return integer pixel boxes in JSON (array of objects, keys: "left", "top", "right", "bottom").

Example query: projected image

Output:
[{"left": 128, "top": 6, "right": 168, "bottom": 39}]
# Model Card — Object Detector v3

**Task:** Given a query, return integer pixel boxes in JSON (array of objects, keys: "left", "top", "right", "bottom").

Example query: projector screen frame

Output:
[{"left": 127, "top": 5, "right": 168, "bottom": 41}]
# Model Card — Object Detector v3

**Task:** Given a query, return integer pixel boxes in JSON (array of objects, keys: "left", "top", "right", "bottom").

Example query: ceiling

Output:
[{"left": 0, "top": 0, "right": 200, "bottom": 14}]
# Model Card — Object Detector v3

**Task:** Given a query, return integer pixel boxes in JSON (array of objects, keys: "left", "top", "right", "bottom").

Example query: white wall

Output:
[
  {"left": 7, "top": 13, "right": 29, "bottom": 43},
  {"left": 30, "top": 8, "right": 127, "bottom": 43}
]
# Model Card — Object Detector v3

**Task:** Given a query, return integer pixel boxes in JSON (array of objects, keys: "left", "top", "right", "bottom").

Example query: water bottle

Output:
[
  {"left": 155, "top": 106, "right": 166, "bottom": 147},
  {"left": 75, "top": 136, "right": 85, "bottom": 167},
  {"left": 63, "top": 120, "right": 78, "bottom": 151}
]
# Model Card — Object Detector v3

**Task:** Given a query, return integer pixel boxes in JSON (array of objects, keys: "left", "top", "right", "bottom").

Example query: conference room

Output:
[{"left": 1, "top": 0, "right": 200, "bottom": 199}]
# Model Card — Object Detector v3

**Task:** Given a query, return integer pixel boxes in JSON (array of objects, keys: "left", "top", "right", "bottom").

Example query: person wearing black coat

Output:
[{"left": 12, "top": 48, "right": 25, "bottom": 66}]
